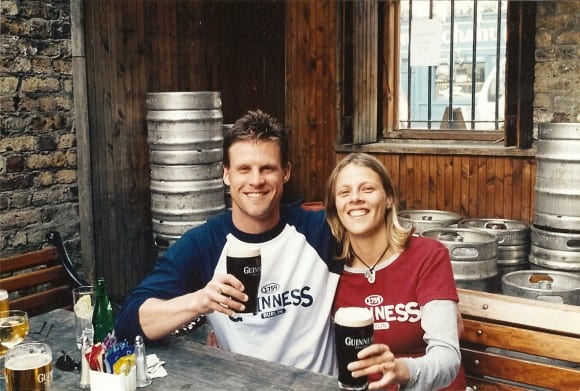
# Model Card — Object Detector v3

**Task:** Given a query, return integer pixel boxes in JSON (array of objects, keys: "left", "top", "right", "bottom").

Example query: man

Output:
[{"left": 115, "top": 110, "right": 342, "bottom": 375}]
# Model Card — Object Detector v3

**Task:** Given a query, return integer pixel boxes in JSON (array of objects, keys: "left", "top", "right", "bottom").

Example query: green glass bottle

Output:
[{"left": 92, "top": 277, "right": 114, "bottom": 343}]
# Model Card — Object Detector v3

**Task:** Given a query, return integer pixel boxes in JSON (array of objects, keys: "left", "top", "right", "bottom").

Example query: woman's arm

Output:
[{"left": 399, "top": 300, "right": 461, "bottom": 390}]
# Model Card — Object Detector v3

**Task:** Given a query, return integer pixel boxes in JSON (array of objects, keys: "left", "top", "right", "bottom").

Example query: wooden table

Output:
[{"left": 0, "top": 309, "right": 338, "bottom": 391}]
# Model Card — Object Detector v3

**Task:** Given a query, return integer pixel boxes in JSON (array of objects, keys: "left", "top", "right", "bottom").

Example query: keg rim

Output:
[
  {"left": 398, "top": 209, "right": 463, "bottom": 222},
  {"left": 502, "top": 270, "right": 580, "bottom": 293}
]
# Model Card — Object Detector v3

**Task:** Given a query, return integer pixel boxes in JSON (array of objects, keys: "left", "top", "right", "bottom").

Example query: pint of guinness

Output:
[
  {"left": 5, "top": 342, "right": 53, "bottom": 391},
  {"left": 226, "top": 243, "right": 261, "bottom": 313},
  {"left": 334, "top": 307, "right": 374, "bottom": 391}
]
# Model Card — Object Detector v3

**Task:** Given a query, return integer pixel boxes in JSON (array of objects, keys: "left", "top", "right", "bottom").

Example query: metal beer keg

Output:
[
  {"left": 534, "top": 123, "right": 580, "bottom": 231},
  {"left": 147, "top": 91, "right": 226, "bottom": 255},
  {"left": 459, "top": 218, "right": 530, "bottom": 266},
  {"left": 529, "top": 225, "right": 580, "bottom": 271},
  {"left": 502, "top": 270, "right": 580, "bottom": 305},
  {"left": 421, "top": 228, "right": 498, "bottom": 291},
  {"left": 398, "top": 210, "right": 462, "bottom": 235}
]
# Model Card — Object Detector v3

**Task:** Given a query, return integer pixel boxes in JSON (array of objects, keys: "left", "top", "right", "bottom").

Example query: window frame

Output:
[{"left": 339, "top": 0, "right": 536, "bottom": 150}]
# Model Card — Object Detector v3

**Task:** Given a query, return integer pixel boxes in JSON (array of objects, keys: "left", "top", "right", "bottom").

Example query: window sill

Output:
[{"left": 336, "top": 139, "right": 537, "bottom": 158}]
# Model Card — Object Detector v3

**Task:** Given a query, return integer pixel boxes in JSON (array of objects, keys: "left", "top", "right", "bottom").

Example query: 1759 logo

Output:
[
  {"left": 365, "top": 294, "right": 383, "bottom": 306},
  {"left": 261, "top": 282, "right": 279, "bottom": 294}
]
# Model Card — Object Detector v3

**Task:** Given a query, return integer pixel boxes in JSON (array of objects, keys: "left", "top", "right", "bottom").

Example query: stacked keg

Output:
[
  {"left": 503, "top": 123, "right": 580, "bottom": 304},
  {"left": 146, "top": 92, "right": 226, "bottom": 255},
  {"left": 421, "top": 227, "right": 498, "bottom": 292},
  {"left": 459, "top": 219, "right": 530, "bottom": 273},
  {"left": 531, "top": 123, "right": 580, "bottom": 272},
  {"left": 399, "top": 210, "right": 502, "bottom": 292},
  {"left": 398, "top": 209, "right": 462, "bottom": 235}
]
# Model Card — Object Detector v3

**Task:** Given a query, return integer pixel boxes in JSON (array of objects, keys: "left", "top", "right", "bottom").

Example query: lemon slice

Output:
[{"left": 74, "top": 294, "right": 94, "bottom": 319}]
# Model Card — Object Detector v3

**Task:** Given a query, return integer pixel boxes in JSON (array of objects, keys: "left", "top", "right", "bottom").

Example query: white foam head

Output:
[
  {"left": 6, "top": 352, "right": 51, "bottom": 371},
  {"left": 227, "top": 242, "right": 260, "bottom": 258},
  {"left": 334, "top": 307, "right": 373, "bottom": 327}
]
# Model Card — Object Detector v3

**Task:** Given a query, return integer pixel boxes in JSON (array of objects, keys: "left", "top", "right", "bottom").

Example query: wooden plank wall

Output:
[
  {"left": 337, "top": 152, "right": 536, "bottom": 223},
  {"left": 286, "top": 2, "right": 537, "bottom": 223},
  {"left": 83, "top": 0, "right": 153, "bottom": 301},
  {"left": 285, "top": 0, "right": 338, "bottom": 202},
  {"left": 82, "top": 0, "right": 284, "bottom": 299},
  {"left": 145, "top": 1, "right": 285, "bottom": 121},
  {"left": 80, "top": 0, "right": 537, "bottom": 299},
  {"left": 353, "top": 0, "right": 378, "bottom": 144}
]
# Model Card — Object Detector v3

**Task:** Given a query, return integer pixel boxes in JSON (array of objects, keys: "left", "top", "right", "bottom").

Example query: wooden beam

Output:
[
  {"left": 458, "top": 288, "right": 580, "bottom": 336},
  {"left": 71, "top": 0, "right": 96, "bottom": 282}
]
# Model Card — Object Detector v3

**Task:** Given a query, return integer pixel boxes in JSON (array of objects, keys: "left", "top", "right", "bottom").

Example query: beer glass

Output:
[
  {"left": 0, "top": 290, "right": 9, "bottom": 358},
  {"left": 0, "top": 310, "right": 29, "bottom": 352},
  {"left": 5, "top": 342, "right": 53, "bottom": 391},
  {"left": 226, "top": 244, "right": 261, "bottom": 313},
  {"left": 0, "top": 310, "right": 29, "bottom": 380},
  {"left": 73, "top": 285, "right": 95, "bottom": 349},
  {"left": 334, "top": 307, "right": 374, "bottom": 391},
  {"left": 0, "top": 289, "right": 8, "bottom": 312}
]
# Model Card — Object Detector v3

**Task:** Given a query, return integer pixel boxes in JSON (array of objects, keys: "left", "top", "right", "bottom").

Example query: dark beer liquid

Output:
[
  {"left": 335, "top": 323, "right": 374, "bottom": 390},
  {"left": 227, "top": 255, "right": 261, "bottom": 313}
]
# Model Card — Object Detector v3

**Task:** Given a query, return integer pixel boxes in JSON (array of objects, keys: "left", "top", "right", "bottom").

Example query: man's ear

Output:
[
  {"left": 283, "top": 162, "right": 291, "bottom": 183},
  {"left": 223, "top": 167, "right": 230, "bottom": 186}
]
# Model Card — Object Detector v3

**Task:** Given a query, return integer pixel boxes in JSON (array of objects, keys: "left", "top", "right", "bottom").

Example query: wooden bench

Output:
[
  {"left": 0, "top": 246, "right": 73, "bottom": 315},
  {"left": 458, "top": 288, "right": 580, "bottom": 391}
]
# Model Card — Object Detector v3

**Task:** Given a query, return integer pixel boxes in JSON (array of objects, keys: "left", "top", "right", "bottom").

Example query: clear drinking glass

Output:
[
  {"left": 5, "top": 342, "right": 52, "bottom": 391},
  {"left": 0, "top": 289, "right": 9, "bottom": 312},
  {"left": 72, "top": 286, "right": 95, "bottom": 349},
  {"left": 0, "top": 310, "right": 30, "bottom": 380}
]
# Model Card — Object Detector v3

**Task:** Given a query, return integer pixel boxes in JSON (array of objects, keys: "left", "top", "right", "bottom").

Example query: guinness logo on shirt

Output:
[{"left": 362, "top": 296, "right": 422, "bottom": 330}]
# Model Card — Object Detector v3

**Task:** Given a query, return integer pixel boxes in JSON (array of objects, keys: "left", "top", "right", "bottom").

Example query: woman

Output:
[{"left": 326, "top": 153, "right": 465, "bottom": 390}]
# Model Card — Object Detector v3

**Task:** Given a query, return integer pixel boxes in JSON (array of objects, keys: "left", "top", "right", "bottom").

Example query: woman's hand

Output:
[{"left": 347, "top": 344, "right": 410, "bottom": 390}]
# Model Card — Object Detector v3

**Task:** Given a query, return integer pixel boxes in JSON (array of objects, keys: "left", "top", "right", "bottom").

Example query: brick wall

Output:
[
  {"left": 0, "top": 0, "right": 79, "bottom": 257},
  {"left": 534, "top": 1, "right": 580, "bottom": 124}
]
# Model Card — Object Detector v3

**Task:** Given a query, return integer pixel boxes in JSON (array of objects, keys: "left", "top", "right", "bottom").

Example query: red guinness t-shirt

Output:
[{"left": 333, "top": 235, "right": 464, "bottom": 390}]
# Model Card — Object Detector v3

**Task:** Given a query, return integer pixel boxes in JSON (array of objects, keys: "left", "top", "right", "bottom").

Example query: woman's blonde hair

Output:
[{"left": 325, "top": 153, "right": 412, "bottom": 262}]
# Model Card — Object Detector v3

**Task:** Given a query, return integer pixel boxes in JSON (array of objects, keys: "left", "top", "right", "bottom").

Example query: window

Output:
[{"left": 340, "top": 0, "right": 535, "bottom": 148}]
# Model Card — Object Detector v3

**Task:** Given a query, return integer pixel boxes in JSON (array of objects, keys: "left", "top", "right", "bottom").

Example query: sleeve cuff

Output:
[{"left": 401, "top": 357, "right": 420, "bottom": 389}]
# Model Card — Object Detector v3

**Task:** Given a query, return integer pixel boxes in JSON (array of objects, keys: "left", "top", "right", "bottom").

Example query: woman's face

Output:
[{"left": 334, "top": 163, "right": 393, "bottom": 239}]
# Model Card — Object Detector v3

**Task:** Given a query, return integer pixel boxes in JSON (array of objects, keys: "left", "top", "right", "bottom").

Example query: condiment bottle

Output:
[
  {"left": 92, "top": 277, "right": 114, "bottom": 343},
  {"left": 79, "top": 335, "right": 91, "bottom": 388},
  {"left": 135, "top": 335, "right": 151, "bottom": 387}
]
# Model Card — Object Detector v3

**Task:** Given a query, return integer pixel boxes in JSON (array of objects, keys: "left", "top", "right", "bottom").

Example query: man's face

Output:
[{"left": 223, "top": 139, "right": 291, "bottom": 233}]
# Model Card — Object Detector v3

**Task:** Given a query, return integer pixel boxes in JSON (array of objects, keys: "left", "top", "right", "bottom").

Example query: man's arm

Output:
[
  {"left": 115, "top": 273, "right": 247, "bottom": 342},
  {"left": 138, "top": 295, "right": 206, "bottom": 340}
]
